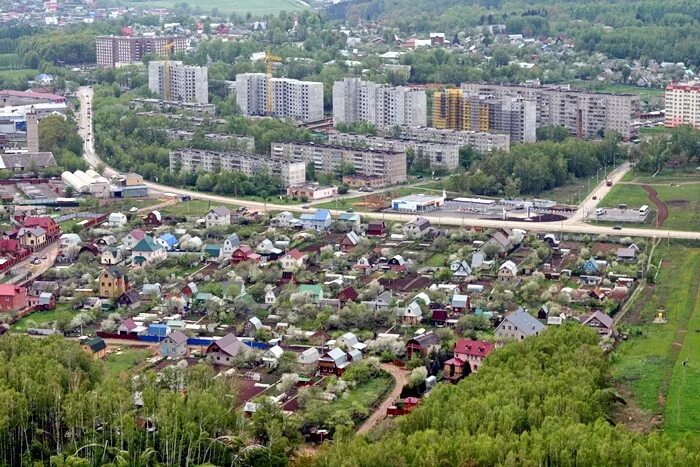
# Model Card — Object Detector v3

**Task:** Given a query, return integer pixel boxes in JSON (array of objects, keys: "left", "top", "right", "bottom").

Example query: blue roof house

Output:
[
  {"left": 299, "top": 209, "right": 332, "bottom": 231},
  {"left": 148, "top": 323, "right": 170, "bottom": 338},
  {"left": 158, "top": 233, "right": 178, "bottom": 251}
]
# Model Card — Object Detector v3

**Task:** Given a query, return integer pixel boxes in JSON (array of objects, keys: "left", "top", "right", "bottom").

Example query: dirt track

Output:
[
  {"left": 640, "top": 184, "right": 668, "bottom": 227},
  {"left": 357, "top": 363, "right": 409, "bottom": 435}
]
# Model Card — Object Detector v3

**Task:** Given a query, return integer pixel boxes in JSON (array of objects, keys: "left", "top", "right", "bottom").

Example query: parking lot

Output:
[
  {"left": 412, "top": 199, "right": 576, "bottom": 222},
  {"left": 588, "top": 207, "right": 651, "bottom": 223}
]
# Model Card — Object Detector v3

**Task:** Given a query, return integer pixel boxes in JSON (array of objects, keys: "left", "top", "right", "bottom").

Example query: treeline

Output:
[
  {"left": 17, "top": 31, "right": 96, "bottom": 67},
  {"left": 164, "top": 169, "right": 286, "bottom": 198},
  {"left": 38, "top": 114, "right": 87, "bottom": 174},
  {"left": 447, "top": 135, "right": 624, "bottom": 196},
  {"left": 633, "top": 125, "right": 700, "bottom": 173},
  {"left": 0, "top": 335, "right": 247, "bottom": 465},
  {"left": 313, "top": 325, "right": 700, "bottom": 466}
]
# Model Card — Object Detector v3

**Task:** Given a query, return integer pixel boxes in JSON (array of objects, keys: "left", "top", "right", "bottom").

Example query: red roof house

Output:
[
  {"left": 453, "top": 339, "right": 494, "bottom": 373},
  {"left": 0, "top": 284, "right": 28, "bottom": 312}
]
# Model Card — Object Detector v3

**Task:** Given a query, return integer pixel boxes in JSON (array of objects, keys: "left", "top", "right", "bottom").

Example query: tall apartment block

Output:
[
  {"left": 271, "top": 142, "right": 407, "bottom": 184},
  {"left": 148, "top": 61, "right": 208, "bottom": 104},
  {"left": 664, "top": 82, "right": 700, "bottom": 128},
  {"left": 328, "top": 133, "right": 459, "bottom": 170},
  {"left": 169, "top": 148, "right": 306, "bottom": 187},
  {"left": 460, "top": 83, "right": 640, "bottom": 140},
  {"left": 234, "top": 73, "right": 324, "bottom": 123},
  {"left": 332, "top": 78, "right": 427, "bottom": 128},
  {"left": 377, "top": 126, "right": 510, "bottom": 153},
  {"left": 432, "top": 89, "right": 536, "bottom": 143},
  {"left": 96, "top": 35, "right": 188, "bottom": 68}
]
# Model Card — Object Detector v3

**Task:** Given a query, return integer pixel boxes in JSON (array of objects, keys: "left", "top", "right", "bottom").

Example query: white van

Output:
[
  {"left": 596, "top": 208, "right": 605, "bottom": 216},
  {"left": 639, "top": 205, "right": 649, "bottom": 215}
]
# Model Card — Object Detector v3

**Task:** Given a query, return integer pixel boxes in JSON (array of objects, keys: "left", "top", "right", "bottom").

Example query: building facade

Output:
[
  {"left": 432, "top": 89, "right": 536, "bottom": 143},
  {"left": 271, "top": 142, "right": 407, "bottom": 184},
  {"left": 96, "top": 35, "right": 187, "bottom": 68},
  {"left": 332, "top": 78, "right": 427, "bottom": 128},
  {"left": 148, "top": 61, "right": 208, "bottom": 104},
  {"left": 377, "top": 126, "right": 510, "bottom": 153},
  {"left": 664, "top": 82, "right": 700, "bottom": 128},
  {"left": 328, "top": 133, "right": 459, "bottom": 169},
  {"left": 169, "top": 148, "right": 306, "bottom": 187},
  {"left": 460, "top": 82, "right": 640, "bottom": 140},
  {"left": 234, "top": 73, "right": 324, "bottom": 123}
]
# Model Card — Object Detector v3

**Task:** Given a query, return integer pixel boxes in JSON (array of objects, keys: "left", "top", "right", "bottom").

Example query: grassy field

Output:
[
  {"left": 159, "top": 199, "right": 238, "bottom": 217},
  {"left": 330, "top": 374, "right": 393, "bottom": 425},
  {"left": 314, "top": 186, "right": 447, "bottom": 212},
  {"left": 611, "top": 244, "right": 700, "bottom": 438},
  {"left": 11, "top": 304, "right": 77, "bottom": 332},
  {"left": 0, "top": 68, "right": 37, "bottom": 79},
  {"left": 426, "top": 253, "right": 448, "bottom": 267},
  {"left": 127, "top": 0, "right": 305, "bottom": 15},
  {"left": 104, "top": 348, "right": 152, "bottom": 376},
  {"left": 622, "top": 169, "right": 700, "bottom": 184}
]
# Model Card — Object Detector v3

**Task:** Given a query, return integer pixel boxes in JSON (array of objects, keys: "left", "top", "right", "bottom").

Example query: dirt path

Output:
[
  {"left": 357, "top": 363, "right": 409, "bottom": 435},
  {"left": 640, "top": 184, "right": 668, "bottom": 227}
]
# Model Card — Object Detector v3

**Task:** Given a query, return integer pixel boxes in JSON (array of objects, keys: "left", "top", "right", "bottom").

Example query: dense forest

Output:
[{"left": 312, "top": 325, "right": 700, "bottom": 466}]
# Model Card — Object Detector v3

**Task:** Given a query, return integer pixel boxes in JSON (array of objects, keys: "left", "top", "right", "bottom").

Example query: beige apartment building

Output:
[
  {"left": 377, "top": 126, "right": 510, "bottom": 153},
  {"left": 665, "top": 82, "right": 700, "bottom": 128}
]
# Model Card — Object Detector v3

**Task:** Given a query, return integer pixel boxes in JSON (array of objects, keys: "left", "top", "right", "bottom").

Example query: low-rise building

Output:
[
  {"left": 160, "top": 330, "right": 189, "bottom": 358},
  {"left": 495, "top": 308, "right": 545, "bottom": 340},
  {"left": 99, "top": 267, "right": 128, "bottom": 299},
  {"left": 206, "top": 333, "right": 247, "bottom": 366},
  {"left": 205, "top": 206, "right": 231, "bottom": 228},
  {"left": 0, "top": 284, "right": 28, "bottom": 312},
  {"left": 286, "top": 184, "right": 338, "bottom": 200}
]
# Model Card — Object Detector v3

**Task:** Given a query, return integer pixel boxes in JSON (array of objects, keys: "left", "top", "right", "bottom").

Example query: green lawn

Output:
[
  {"left": 622, "top": 169, "right": 700, "bottom": 185},
  {"left": 126, "top": 0, "right": 304, "bottom": 15},
  {"left": 0, "top": 68, "right": 37, "bottom": 79},
  {"left": 330, "top": 374, "right": 393, "bottom": 425},
  {"left": 159, "top": 199, "right": 238, "bottom": 217},
  {"left": 611, "top": 245, "right": 700, "bottom": 438},
  {"left": 599, "top": 184, "right": 651, "bottom": 208},
  {"left": 11, "top": 304, "right": 77, "bottom": 332},
  {"left": 104, "top": 348, "right": 152, "bottom": 376},
  {"left": 314, "top": 186, "right": 447, "bottom": 212},
  {"left": 426, "top": 253, "right": 448, "bottom": 267}
]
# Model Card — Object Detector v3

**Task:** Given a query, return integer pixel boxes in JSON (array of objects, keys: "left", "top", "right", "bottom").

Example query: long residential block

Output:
[
  {"left": 271, "top": 142, "right": 407, "bottom": 184},
  {"left": 377, "top": 126, "right": 510, "bottom": 153},
  {"left": 96, "top": 35, "right": 187, "bottom": 68},
  {"left": 327, "top": 133, "right": 459, "bottom": 170},
  {"left": 460, "top": 82, "right": 640, "bottom": 140},
  {"left": 333, "top": 78, "right": 427, "bottom": 128},
  {"left": 169, "top": 148, "right": 306, "bottom": 187},
  {"left": 234, "top": 73, "right": 324, "bottom": 123}
]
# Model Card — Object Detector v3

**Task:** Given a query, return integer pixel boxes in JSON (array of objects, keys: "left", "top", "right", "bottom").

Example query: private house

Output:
[
  {"left": 100, "top": 246, "right": 124, "bottom": 265},
  {"left": 148, "top": 323, "right": 170, "bottom": 339},
  {"left": 453, "top": 339, "right": 494, "bottom": 373},
  {"left": 270, "top": 211, "right": 299, "bottom": 229},
  {"left": 362, "top": 290, "right": 392, "bottom": 311},
  {"left": 230, "top": 246, "right": 261, "bottom": 265},
  {"left": 483, "top": 231, "right": 512, "bottom": 256},
  {"left": 30, "top": 292, "right": 56, "bottom": 310},
  {"left": 108, "top": 212, "right": 128, "bottom": 227},
  {"left": 18, "top": 227, "right": 46, "bottom": 249},
  {"left": 403, "top": 217, "right": 431, "bottom": 239},
  {"left": 81, "top": 337, "right": 107, "bottom": 359},
  {"left": 280, "top": 249, "right": 306, "bottom": 270},
  {"left": 221, "top": 234, "right": 241, "bottom": 258},
  {"left": 0, "top": 284, "right": 28, "bottom": 312},
  {"left": 256, "top": 239, "right": 284, "bottom": 262},
  {"left": 299, "top": 209, "right": 332, "bottom": 231},
  {"left": 19, "top": 216, "right": 59, "bottom": 239},
  {"left": 205, "top": 206, "right": 231, "bottom": 228},
  {"left": 495, "top": 308, "right": 545, "bottom": 340},
  {"left": 117, "top": 317, "right": 145, "bottom": 337},
  {"left": 98, "top": 267, "right": 129, "bottom": 299},
  {"left": 157, "top": 233, "right": 178, "bottom": 251},
  {"left": 367, "top": 220, "right": 386, "bottom": 237},
  {"left": 160, "top": 330, "right": 189, "bottom": 358},
  {"left": 471, "top": 251, "right": 485, "bottom": 270},
  {"left": 262, "top": 345, "right": 284, "bottom": 368},
  {"left": 431, "top": 308, "right": 448, "bottom": 326},
  {"left": 297, "top": 347, "right": 320, "bottom": 375},
  {"left": 582, "top": 258, "right": 604, "bottom": 275},
  {"left": 617, "top": 247, "right": 637, "bottom": 262},
  {"left": 318, "top": 347, "right": 349, "bottom": 375},
  {"left": 337, "top": 332, "right": 367, "bottom": 352},
  {"left": 297, "top": 284, "right": 324, "bottom": 302},
  {"left": 580, "top": 310, "right": 614, "bottom": 337},
  {"left": 117, "top": 290, "right": 141, "bottom": 308},
  {"left": 28, "top": 280, "right": 59, "bottom": 298},
  {"left": 338, "top": 231, "right": 360, "bottom": 252},
  {"left": 443, "top": 357, "right": 467, "bottom": 383},
  {"left": 451, "top": 294, "right": 470, "bottom": 312},
  {"left": 131, "top": 236, "right": 166, "bottom": 267},
  {"left": 401, "top": 301, "right": 423, "bottom": 325},
  {"left": 206, "top": 333, "right": 246, "bottom": 366},
  {"left": 143, "top": 210, "right": 162, "bottom": 226},
  {"left": 265, "top": 289, "right": 277, "bottom": 304},
  {"left": 181, "top": 282, "right": 198, "bottom": 297},
  {"left": 406, "top": 332, "right": 440, "bottom": 359},
  {"left": 337, "top": 286, "right": 359, "bottom": 304},
  {"left": 243, "top": 317, "right": 263, "bottom": 337},
  {"left": 123, "top": 229, "right": 147, "bottom": 250},
  {"left": 97, "top": 235, "right": 117, "bottom": 246},
  {"left": 450, "top": 260, "right": 472, "bottom": 278},
  {"left": 59, "top": 233, "right": 82, "bottom": 247},
  {"left": 353, "top": 257, "right": 373, "bottom": 275},
  {"left": 497, "top": 260, "right": 519, "bottom": 284},
  {"left": 337, "top": 212, "right": 361, "bottom": 230}
]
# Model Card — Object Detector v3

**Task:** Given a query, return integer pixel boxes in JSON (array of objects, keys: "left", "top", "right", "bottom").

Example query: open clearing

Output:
[
  {"left": 126, "top": 0, "right": 305, "bottom": 15},
  {"left": 611, "top": 244, "right": 700, "bottom": 439}
]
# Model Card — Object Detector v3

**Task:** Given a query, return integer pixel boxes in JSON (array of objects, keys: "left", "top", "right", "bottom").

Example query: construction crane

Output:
[
  {"left": 163, "top": 41, "right": 175, "bottom": 100},
  {"left": 265, "top": 52, "right": 282, "bottom": 115}
]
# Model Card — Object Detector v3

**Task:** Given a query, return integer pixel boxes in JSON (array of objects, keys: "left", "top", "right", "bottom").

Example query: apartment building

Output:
[
  {"left": 148, "top": 61, "right": 208, "bottom": 104},
  {"left": 169, "top": 148, "right": 306, "bottom": 187},
  {"left": 664, "top": 82, "right": 700, "bottom": 128},
  {"left": 333, "top": 78, "right": 427, "bottom": 128},
  {"left": 432, "top": 89, "right": 536, "bottom": 142},
  {"left": 96, "top": 35, "right": 187, "bottom": 68},
  {"left": 377, "top": 126, "right": 511, "bottom": 153},
  {"left": 165, "top": 130, "right": 255, "bottom": 153},
  {"left": 460, "top": 83, "right": 640, "bottom": 140},
  {"left": 234, "top": 73, "right": 324, "bottom": 123},
  {"left": 271, "top": 142, "right": 407, "bottom": 184},
  {"left": 327, "top": 133, "right": 459, "bottom": 170}
]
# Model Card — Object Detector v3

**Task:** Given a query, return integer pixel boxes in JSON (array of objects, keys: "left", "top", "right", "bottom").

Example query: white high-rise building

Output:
[
  {"left": 332, "top": 78, "right": 427, "bottom": 128},
  {"left": 665, "top": 82, "right": 700, "bottom": 128},
  {"left": 148, "top": 61, "right": 208, "bottom": 104},
  {"left": 234, "top": 73, "right": 324, "bottom": 123}
]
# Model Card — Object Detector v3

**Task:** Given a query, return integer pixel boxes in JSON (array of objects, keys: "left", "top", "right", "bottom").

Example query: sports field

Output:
[{"left": 128, "top": 0, "right": 306, "bottom": 15}]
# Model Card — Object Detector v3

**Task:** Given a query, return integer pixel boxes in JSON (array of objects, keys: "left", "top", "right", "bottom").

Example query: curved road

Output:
[
  {"left": 357, "top": 363, "right": 409, "bottom": 435},
  {"left": 76, "top": 87, "right": 700, "bottom": 241}
]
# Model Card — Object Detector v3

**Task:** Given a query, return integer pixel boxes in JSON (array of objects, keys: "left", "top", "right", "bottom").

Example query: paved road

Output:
[
  {"left": 10, "top": 242, "right": 59, "bottom": 285},
  {"left": 357, "top": 363, "right": 409, "bottom": 435},
  {"left": 568, "top": 162, "right": 631, "bottom": 223},
  {"left": 76, "top": 87, "right": 700, "bottom": 241}
]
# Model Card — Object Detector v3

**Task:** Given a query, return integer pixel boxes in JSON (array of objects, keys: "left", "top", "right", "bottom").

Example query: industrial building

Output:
[
  {"left": 271, "top": 142, "right": 407, "bottom": 184},
  {"left": 332, "top": 78, "right": 427, "bottom": 128},
  {"left": 61, "top": 170, "right": 148, "bottom": 198},
  {"left": 391, "top": 193, "right": 446, "bottom": 212},
  {"left": 169, "top": 148, "right": 306, "bottom": 187},
  {"left": 234, "top": 73, "right": 324, "bottom": 123},
  {"left": 148, "top": 61, "right": 208, "bottom": 104},
  {"left": 432, "top": 89, "right": 536, "bottom": 143},
  {"left": 664, "top": 82, "right": 699, "bottom": 128},
  {"left": 459, "top": 82, "right": 640, "bottom": 140},
  {"left": 96, "top": 35, "right": 188, "bottom": 68},
  {"left": 327, "top": 133, "right": 459, "bottom": 170},
  {"left": 377, "top": 126, "right": 510, "bottom": 153},
  {"left": 0, "top": 90, "right": 66, "bottom": 107}
]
